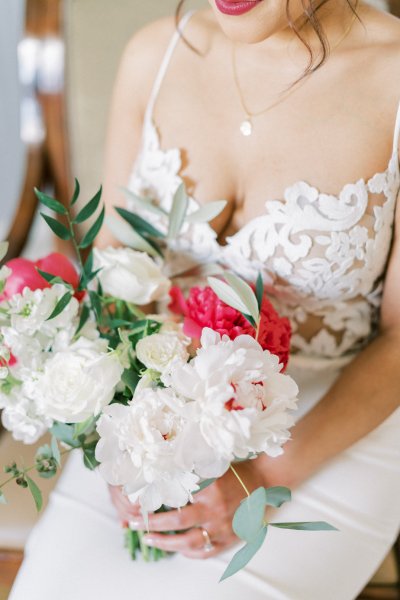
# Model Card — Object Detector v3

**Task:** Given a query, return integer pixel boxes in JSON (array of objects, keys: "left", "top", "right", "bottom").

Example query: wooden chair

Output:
[{"left": 1, "top": 1, "right": 399, "bottom": 598}]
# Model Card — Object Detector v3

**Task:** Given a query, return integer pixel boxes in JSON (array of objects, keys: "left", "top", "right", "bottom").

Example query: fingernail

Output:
[
  {"left": 143, "top": 536, "right": 155, "bottom": 546},
  {"left": 128, "top": 520, "right": 142, "bottom": 530}
]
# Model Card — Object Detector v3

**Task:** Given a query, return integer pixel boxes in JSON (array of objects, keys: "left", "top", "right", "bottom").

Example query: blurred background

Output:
[{"left": 0, "top": 1, "right": 399, "bottom": 599}]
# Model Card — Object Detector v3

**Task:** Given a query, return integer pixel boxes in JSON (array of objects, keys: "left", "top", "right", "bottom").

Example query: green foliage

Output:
[
  {"left": 0, "top": 241, "right": 9, "bottom": 262},
  {"left": 79, "top": 206, "right": 105, "bottom": 249},
  {"left": 75, "top": 303, "right": 90, "bottom": 336},
  {"left": 115, "top": 207, "right": 165, "bottom": 239},
  {"left": 34, "top": 188, "right": 67, "bottom": 215},
  {"left": 82, "top": 441, "right": 99, "bottom": 471},
  {"left": 73, "top": 186, "right": 102, "bottom": 224},
  {"left": 51, "top": 436, "right": 61, "bottom": 467},
  {"left": 232, "top": 487, "right": 267, "bottom": 542},
  {"left": 255, "top": 272, "right": 264, "bottom": 311},
  {"left": 167, "top": 183, "right": 188, "bottom": 240},
  {"left": 71, "top": 178, "right": 80, "bottom": 205},
  {"left": 26, "top": 476, "right": 43, "bottom": 512},
  {"left": 40, "top": 213, "right": 72, "bottom": 241},
  {"left": 223, "top": 272, "right": 260, "bottom": 324},
  {"left": 270, "top": 522, "right": 338, "bottom": 531},
  {"left": 220, "top": 526, "right": 267, "bottom": 582},
  {"left": 46, "top": 291, "right": 73, "bottom": 321},
  {"left": 121, "top": 188, "right": 167, "bottom": 217},
  {"left": 122, "top": 368, "right": 140, "bottom": 396},
  {"left": 51, "top": 422, "right": 81, "bottom": 448},
  {"left": 36, "top": 268, "right": 73, "bottom": 289},
  {"left": 264, "top": 486, "right": 292, "bottom": 508},
  {"left": 186, "top": 200, "right": 227, "bottom": 224}
]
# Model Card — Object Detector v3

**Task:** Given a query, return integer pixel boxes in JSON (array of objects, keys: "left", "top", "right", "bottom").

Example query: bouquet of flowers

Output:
[{"left": 0, "top": 182, "right": 335, "bottom": 580}]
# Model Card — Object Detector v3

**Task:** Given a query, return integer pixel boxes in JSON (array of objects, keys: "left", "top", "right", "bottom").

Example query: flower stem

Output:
[
  {"left": 230, "top": 464, "right": 250, "bottom": 497},
  {"left": 0, "top": 447, "right": 73, "bottom": 491}
]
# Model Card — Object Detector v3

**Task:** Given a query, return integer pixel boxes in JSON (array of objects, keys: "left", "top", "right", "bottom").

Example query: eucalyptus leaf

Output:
[
  {"left": 40, "top": 213, "right": 72, "bottom": 241},
  {"left": 121, "top": 188, "right": 167, "bottom": 217},
  {"left": 51, "top": 436, "right": 61, "bottom": 467},
  {"left": 270, "top": 521, "right": 338, "bottom": 531},
  {"left": 264, "top": 486, "right": 292, "bottom": 508},
  {"left": 105, "top": 216, "right": 159, "bottom": 257},
  {"left": 73, "top": 417, "right": 96, "bottom": 439},
  {"left": 207, "top": 277, "right": 249, "bottom": 315},
  {"left": 0, "top": 241, "right": 9, "bottom": 262},
  {"left": 255, "top": 273, "right": 264, "bottom": 311},
  {"left": 73, "top": 186, "right": 102, "bottom": 224},
  {"left": 51, "top": 423, "right": 80, "bottom": 448},
  {"left": 220, "top": 526, "right": 267, "bottom": 582},
  {"left": 46, "top": 292, "right": 73, "bottom": 321},
  {"left": 26, "top": 476, "right": 43, "bottom": 512},
  {"left": 71, "top": 178, "right": 81, "bottom": 206},
  {"left": 0, "top": 490, "right": 6, "bottom": 504},
  {"left": 79, "top": 206, "right": 105, "bottom": 249},
  {"left": 115, "top": 207, "right": 165, "bottom": 239},
  {"left": 232, "top": 487, "right": 266, "bottom": 542},
  {"left": 224, "top": 272, "right": 259, "bottom": 323},
  {"left": 83, "top": 445, "right": 99, "bottom": 471},
  {"left": 167, "top": 183, "right": 189, "bottom": 240},
  {"left": 34, "top": 188, "right": 67, "bottom": 215},
  {"left": 186, "top": 200, "right": 227, "bottom": 224}
]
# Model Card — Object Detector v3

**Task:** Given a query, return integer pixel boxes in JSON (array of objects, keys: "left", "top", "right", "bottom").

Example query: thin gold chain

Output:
[{"left": 232, "top": 3, "right": 359, "bottom": 121}]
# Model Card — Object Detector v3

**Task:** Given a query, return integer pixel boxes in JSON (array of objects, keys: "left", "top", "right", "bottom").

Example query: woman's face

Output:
[{"left": 207, "top": 0, "right": 306, "bottom": 44}]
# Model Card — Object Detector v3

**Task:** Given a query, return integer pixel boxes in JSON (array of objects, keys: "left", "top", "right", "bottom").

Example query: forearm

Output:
[{"left": 258, "top": 329, "right": 400, "bottom": 490}]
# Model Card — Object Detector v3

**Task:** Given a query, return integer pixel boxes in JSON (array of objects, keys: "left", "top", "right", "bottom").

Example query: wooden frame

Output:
[{"left": 5, "top": 0, "right": 71, "bottom": 260}]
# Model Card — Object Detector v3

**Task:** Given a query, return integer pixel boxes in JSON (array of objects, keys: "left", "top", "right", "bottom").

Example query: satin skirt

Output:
[{"left": 9, "top": 356, "right": 400, "bottom": 600}]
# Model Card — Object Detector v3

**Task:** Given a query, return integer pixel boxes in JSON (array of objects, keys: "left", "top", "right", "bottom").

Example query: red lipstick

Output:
[{"left": 214, "top": 0, "right": 262, "bottom": 16}]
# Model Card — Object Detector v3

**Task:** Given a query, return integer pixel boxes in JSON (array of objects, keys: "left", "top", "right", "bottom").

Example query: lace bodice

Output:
[{"left": 127, "top": 12, "right": 400, "bottom": 362}]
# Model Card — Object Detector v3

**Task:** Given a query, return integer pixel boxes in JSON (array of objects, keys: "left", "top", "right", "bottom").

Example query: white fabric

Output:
[{"left": 9, "top": 12, "right": 400, "bottom": 600}]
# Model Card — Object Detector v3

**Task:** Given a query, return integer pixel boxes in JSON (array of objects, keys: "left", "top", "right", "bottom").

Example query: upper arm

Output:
[
  {"left": 97, "top": 16, "right": 176, "bottom": 248},
  {"left": 380, "top": 187, "right": 400, "bottom": 334}
]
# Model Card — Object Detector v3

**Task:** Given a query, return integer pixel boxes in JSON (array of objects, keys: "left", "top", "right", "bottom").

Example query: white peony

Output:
[
  {"left": 136, "top": 332, "right": 189, "bottom": 376},
  {"left": 96, "top": 387, "right": 199, "bottom": 513},
  {"left": 169, "top": 328, "right": 299, "bottom": 462},
  {"left": 29, "top": 337, "right": 124, "bottom": 423},
  {"left": 93, "top": 247, "right": 170, "bottom": 305}
]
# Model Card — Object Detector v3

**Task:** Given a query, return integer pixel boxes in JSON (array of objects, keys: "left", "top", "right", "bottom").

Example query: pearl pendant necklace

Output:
[{"left": 240, "top": 116, "right": 253, "bottom": 137}]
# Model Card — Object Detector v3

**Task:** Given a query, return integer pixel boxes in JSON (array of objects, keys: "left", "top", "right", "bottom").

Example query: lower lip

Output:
[{"left": 214, "top": 0, "right": 262, "bottom": 16}]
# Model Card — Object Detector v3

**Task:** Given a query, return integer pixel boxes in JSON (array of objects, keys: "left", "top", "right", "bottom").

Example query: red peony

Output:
[
  {"left": 169, "top": 285, "right": 291, "bottom": 370},
  {"left": 0, "top": 253, "right": 84, "bottom": 302}
]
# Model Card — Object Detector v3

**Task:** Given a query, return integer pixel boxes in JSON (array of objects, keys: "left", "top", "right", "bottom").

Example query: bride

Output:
[{"left": 9, "top": 1, "right": 400, "bottom": 598}]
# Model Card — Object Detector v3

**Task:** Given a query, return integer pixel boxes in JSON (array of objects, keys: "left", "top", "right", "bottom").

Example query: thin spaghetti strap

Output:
[
  {"left": 392, "top": 99, "right": 400, "bottom": 157},
  {"left": 144, "top": 10, "right": 196, "bottom": 123}
]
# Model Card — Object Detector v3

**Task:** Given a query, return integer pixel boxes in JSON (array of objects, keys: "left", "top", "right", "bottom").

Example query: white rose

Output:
[
  {"left": 1, "top": 388, "right": 52, "bottom": 444},
  {"left": 31, "top": 337, "right": 124, "bottom": 423},
  {"left": 93, "top": 247, "right": 170, "bottom": 305},
  {"left": 136, "top": 333, "right": 189, "bottom": 375}
]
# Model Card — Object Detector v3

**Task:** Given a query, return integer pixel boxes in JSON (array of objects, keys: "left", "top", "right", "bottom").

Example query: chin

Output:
[{"left": 208, "top": 0, "right": 291, "bottom": 44}]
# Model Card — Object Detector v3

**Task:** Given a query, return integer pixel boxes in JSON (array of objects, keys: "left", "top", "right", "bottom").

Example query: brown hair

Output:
[{"left": 175, "top": 0, "right": 361, "bottom": 78}]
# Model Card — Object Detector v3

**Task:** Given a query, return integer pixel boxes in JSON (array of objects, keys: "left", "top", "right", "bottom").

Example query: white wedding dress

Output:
[{"left": 9, "top": 12, "right": 400, "bottom": 600}]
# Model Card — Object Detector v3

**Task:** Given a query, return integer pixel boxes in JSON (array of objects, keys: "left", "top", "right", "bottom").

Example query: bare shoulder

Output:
[{"left": 356, "top": 4, "right": 400, "bottom": 70}]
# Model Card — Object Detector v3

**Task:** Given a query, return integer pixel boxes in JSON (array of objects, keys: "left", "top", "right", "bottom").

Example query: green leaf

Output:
[
  {"left": 26, "top": 476, "right": 43, "bottom": 512},
  {"left": 0, "top": 241, "right": 9, "bottom": 262},
  {"left": 40, "top": 213, "right": 72, "bottom": 240},
  {"left": 105, "top": 216, "right": 160, "bottom": 258},
  {"left": 83, "top": 445, "right": 99, "bottom": 471},
  {"left": 220, "top": 526, "right": 267, "bottom": 582},
  {"left": 51, "top": 423, "right": 80, "bottom": 448},
  {"left": 167, "top": 183, "right": 189, "bottom": 240},
  {"left": 79, "top": 206, "right": 105, "bottom": 249},
  {"left": 36, "top": 268, "right": 73, "bottom": 289},
  {"left": 121, "top": 188, "right": 167, "bottom": 217},
  {"left": 51, "top": 436, "right": 61, "bottom": 467},
  {"left": 115, "top": 207, "right": 165, "bottom": 239},
  {"left": 73, "top": 417, "right": 96, "bottom": 439},
  {"left": 271, "top": 521, "right": 338, "bottom": 531},
  {"left": 75, "top": 303, "right": 90, "bottom": 336},
  {"left": 186, "top": 200, "right": 227, "bottom": 224},
  {"left": 0, "top": 490, "right": 7, "bottom": 504},
  {"left": 224, "top": 272, "right": 259, "bottom": 324},
  {"left": 89, "top": 290, "right": 102, "bottom": 321},
  {"left": 73, "top": 186, "right": 102, "bottom": 224},
  {"left": 207, "top": 277, "right": 250, "bottom": 316},
  {"left": 34, "top": 188, "right": 67, "bottom": 215},
  {"left": 46, "top": 291, "right": 73, "bottom": 321},
  {"left": 71, "top": 178, "right": 81, "bottom": 205},
  {"left": 122, "top": 368, "right": 139, "bottom": 395},
  {"left": 232, "top": 487, "right": 266, "bottom": 542},
  {"left": 255, "top": 273, "right": 264, "bottom": 311},
  {"left": 264, "top": 486, "right": 292, "bottom": 508}
]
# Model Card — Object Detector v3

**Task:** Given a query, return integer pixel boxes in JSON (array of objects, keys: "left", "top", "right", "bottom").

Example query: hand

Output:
[
  {"left": 108, "top": 484, "right": 141, "bottom": 528},
  {"left": 124, "top": 459, "right": 266, "bottom": 559}
]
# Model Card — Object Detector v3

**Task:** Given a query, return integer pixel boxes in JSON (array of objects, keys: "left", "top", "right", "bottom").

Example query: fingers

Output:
[
  {"left": 108, "top": 486, "right": 141, "bottom": 525},
  {"left": 129, "top": 503, "right": 205, "bottom": 533},
  {"left": 142, "top": 528, "right": 238, "bottom": 559}
]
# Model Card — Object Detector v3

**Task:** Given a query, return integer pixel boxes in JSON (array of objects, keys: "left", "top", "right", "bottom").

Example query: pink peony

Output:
[
  {"left": 0, "top": 253, "right": 84, "bottom": 302},
  {"left": 169, "top": 285, "right": 291, "bottom": 371}
]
